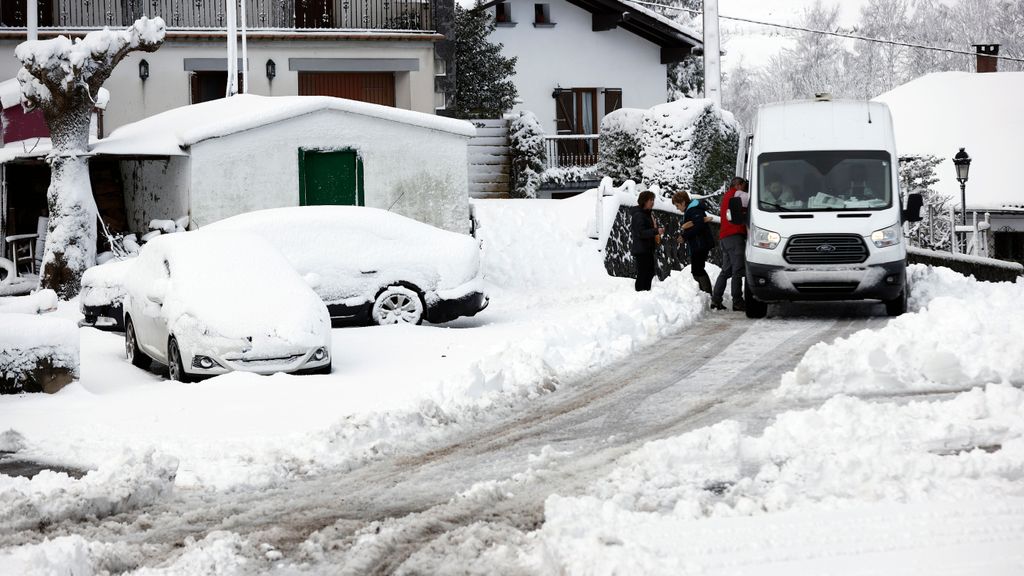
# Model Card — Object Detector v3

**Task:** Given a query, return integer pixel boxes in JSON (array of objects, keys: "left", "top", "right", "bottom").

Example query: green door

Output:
[{"left": 299, "top": 149, "right": 364, "bottom": 206}]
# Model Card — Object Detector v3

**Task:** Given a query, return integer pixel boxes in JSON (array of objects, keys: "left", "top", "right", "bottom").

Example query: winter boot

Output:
[{"left": 695, "top": 272, "right": 713, "bottom": 295}]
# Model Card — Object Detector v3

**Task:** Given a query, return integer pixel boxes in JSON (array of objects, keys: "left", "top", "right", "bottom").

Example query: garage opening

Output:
[{"left": 298, "top": 72, "right": 396, "bottom": 107}]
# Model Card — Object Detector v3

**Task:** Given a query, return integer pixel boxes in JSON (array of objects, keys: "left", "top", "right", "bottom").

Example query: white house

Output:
[
  {"left": 486, "top": 0, "right": 701, "bottom": 138},
  {"left": 0, "top": 0, "right": 457, "bottom": 133},
  {"left": 88, "top": 94, "right": 475, "bottom": 234},
  {"left": 874, "top": 70, "right": 1024, "bottom": 263}
]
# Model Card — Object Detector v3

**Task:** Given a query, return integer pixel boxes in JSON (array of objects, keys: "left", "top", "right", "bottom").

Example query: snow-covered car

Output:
[
  {"left": 122, "top": 231, "right": 332, "bottom": 382},
  {"left": 204, "top": 206, "right": 488, "bottom": 326},
  {"left": 80, "top": 258, "right": 135, "bottom": 331}
]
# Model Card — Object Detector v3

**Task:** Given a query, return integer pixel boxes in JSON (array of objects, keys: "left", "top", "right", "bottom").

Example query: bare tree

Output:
[{"left": 15, "top": 17, "right": 165, "bottom": 299}]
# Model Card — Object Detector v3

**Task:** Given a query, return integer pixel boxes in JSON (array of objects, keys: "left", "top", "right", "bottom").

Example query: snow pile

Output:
[
  {"left": 537, "top": 384, "right": 1024, "bottom": 574},
  {"left": 598, "top": 107, "right": 645, "bottom": 185},
  {"left": 0, "top": 289, "right": 58, "bottom": 314},
  {"left": 0, "top": 312, "right": 78, "bottom": 392},
  {"left": 508, "top": 110, "right": 546, "bottom": 199},
  {"left": 639, "top": 98, "right": 740, "bottom": 198},
  {"left": 777, "top": 265, "right": 1024, "bottom": 398},
  {"left": 0, "top": 449, "right": 177, "bottom": 532}
]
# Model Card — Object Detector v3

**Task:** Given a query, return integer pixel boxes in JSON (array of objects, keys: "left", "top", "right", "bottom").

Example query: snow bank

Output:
[
  {"left": 0, "top": 289, "right": 58, "bottom": 314},
  {"left": 777, "top": 265, "right": 1024, "bottom": 398},
  {"left": 0, "top": 312, "right": 78, "bottom": 393},
  {"left": 0, "top": 449, "right": 177, "bottom": 532},
  {"left": 537, "top": 384, "right": 1024, "bottom": 574}
]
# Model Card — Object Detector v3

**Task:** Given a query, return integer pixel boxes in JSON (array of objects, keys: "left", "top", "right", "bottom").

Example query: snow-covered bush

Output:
[
  {"left": 509, "top": 111, "right": 547, "bottom": 198},
  {"left": 0, "top": 313, "right": 78, "bottom": 394},
  {"left": 541, "top": 165, "right": 600, "bottom": 189},
  {"left": 597, "top": 108, "right": 645, "bottom": 185},
  {"left": 639, "top": 99, "right": 740, "bottom": 200}
]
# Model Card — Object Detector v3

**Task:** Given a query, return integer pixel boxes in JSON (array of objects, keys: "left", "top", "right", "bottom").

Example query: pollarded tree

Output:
[
  {"left": 452, "top": 3, "right": 518, "bottom": 119},
  {"left": 16, "top": 17, "right": 166, "bottom": 299}
]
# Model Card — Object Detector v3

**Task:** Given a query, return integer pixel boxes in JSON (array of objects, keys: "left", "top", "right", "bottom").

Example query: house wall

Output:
[
  {"left": 0, "top": 37, "right": 439, "bottom": 132},
  {"left": 119, "top": 157, "right": 191, "bottom": 234},
  {"left": 188, "top": 109, "right": 471, "bottom": 233},
  {"left": 489, "top": 0, "right": 667, "bottom": 134}
]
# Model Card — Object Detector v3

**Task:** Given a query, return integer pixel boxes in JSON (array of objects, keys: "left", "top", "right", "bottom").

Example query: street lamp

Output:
[{"left": 952, "top": 147, "right": 971, "bottom": 225}]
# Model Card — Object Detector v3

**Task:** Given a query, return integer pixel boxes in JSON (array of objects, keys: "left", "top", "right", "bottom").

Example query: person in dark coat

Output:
[
  {"left": 671, "top": 190, "right": 714, "bottom": 295},
  {"left": 630, "top": 190, "right": 664, "bottom": 291}
]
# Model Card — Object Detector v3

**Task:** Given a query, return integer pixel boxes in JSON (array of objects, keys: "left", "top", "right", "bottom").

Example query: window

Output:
[
  {"left": 434, "top": 90, "right": 447, "bottom": 110},
  {"left": 757, "top": 151, "right": 893, "bottom": 212},
  {"left": 554, "top": 88, "right": 599, "bottom": 165},
  {"left": 534, "top": 4, "right": 552, "bottom": 24},
  {"left": 189, "top": 71, "right": 243, "bottom": 104},
  {"left": 495, "top": 2, "right": 513, "bottom": 24},
  {"left": 434, "top": 58, "right": 446, "bottom": 76},
  {"left": 604, "top": 88, "right": 622, "bottom": 114}
]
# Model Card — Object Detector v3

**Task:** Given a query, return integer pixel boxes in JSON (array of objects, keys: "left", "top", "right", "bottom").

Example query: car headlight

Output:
[
  {"left": 751, "top": 225, "right": 781, "bottom": 250},
  {"left": 870, "top": 223, "right": 901, "bottom": 248},
  {"left": 312, "top": 347, "right": 329, "bottom": 362}
]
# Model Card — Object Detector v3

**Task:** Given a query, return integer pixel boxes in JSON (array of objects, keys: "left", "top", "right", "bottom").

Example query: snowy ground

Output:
[{"left": 2, "top": 190, "right": 1023, "bottom": 574}]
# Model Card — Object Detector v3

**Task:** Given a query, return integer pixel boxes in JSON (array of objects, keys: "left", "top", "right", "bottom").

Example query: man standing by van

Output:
[{"left": 711, "top": 177, "right": 748, "bottom": 311}]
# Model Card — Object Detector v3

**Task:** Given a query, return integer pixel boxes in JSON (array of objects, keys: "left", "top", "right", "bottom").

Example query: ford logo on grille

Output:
[{"left": 816, "top": 244, "right": 837, "bottom": 253}]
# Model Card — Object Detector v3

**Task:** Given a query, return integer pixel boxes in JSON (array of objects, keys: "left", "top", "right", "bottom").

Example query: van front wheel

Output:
[
  {"left": 885, "top": 288, "right": 907, "bottom": 317},
  {"left": 744, "top": 290, "right": 768, "bottom": 319}
]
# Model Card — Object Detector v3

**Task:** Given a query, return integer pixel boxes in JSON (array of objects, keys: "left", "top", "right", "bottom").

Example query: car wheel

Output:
[
  {"left": 744, "top": 289, "right": 768, "bottom": 319},
  {"left": 371, "top": 285, "right": 425, "bottom": 325},
  {"left": 167, "top": 337, "right": 194, "bottom": 383},
  {"left": 125, "top": 317, "right": 151, "bottom": 369},
  {"left": 884, "top": 287, "right": 907, "bottom": 317}
]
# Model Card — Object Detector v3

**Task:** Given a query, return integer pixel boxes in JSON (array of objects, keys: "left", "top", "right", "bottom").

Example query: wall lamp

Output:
[
  {"left": 266, "top": 59, "right": 276, "bottom": 80},
  {"left": 138, "top": 59, "right": 150, "bottom": 81}
]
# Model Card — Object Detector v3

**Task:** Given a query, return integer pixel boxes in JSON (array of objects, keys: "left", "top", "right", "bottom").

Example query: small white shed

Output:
[{"left": 91, "top": 94, "right": 476, "bottom": 234}]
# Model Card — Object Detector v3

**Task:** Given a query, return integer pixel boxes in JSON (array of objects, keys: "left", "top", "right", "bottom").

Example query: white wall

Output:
[
  {"left": 490, "top": 0, "right": 667, "bottom": 134},
  {"left": 119, "top": 157, "right": 191, "bottom": 234},
  {"left": 0, "top": 37, "right": 437, "bottom": 133},
  {"left": 189, "top": 109, "right": 471, "bottom": 233}
]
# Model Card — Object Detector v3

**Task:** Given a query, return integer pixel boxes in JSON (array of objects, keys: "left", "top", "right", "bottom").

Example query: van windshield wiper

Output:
[{"left": 759, "top": 201, "right": 794, "bottom": 212}]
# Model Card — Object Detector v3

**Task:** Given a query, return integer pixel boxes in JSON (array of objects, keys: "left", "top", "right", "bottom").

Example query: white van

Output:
[{"left": 735, "top": 98, "right": 922, "bottom": 318}]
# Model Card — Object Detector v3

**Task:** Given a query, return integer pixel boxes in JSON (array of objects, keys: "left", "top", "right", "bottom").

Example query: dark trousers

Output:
[
  {"left": 689, "top": 247, "right": 712, "bottom": 294},
  {"left": 712, "top": 234, "right": 746, "bottom": 303},
  {"left": 634, "top": 252, "right": 656, "bottom": 291}
]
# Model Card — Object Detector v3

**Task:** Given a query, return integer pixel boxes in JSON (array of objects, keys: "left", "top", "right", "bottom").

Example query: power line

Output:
[{"left": 628, "top": 0, "right": 1024, "bottom": 63}]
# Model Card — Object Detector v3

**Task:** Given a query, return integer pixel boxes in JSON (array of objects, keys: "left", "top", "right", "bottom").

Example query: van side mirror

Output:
[
  {"left": 728, "top": 196, "right": 748, "bottom": 226},
  {"left": 903, "top": 193, "right": 924, "bottom": 223}
]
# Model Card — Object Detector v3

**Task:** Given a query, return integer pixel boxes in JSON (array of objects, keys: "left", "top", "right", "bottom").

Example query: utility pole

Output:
[
  {"left": 702, "top": 0, "right": 722, "bottom": 107},
  {"left": 27, "top": 0, "right": 38, "bottom": 41},
  {"left": 226, "top": 0, "right": 238, "bottom": 97}
]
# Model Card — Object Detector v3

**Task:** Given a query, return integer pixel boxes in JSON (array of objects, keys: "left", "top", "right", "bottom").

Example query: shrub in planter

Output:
[
  {"left": 509, "top": 110, "right": 547, "bottom": 198},
  {"left": 598, "top": 108, "right": 646, "bottom": 186},
  {"left": 0, "top": 313, "right": 79, "bottom": 394},
  {"left": 639, "top": 99, "right": 740, "bottom": 203}
]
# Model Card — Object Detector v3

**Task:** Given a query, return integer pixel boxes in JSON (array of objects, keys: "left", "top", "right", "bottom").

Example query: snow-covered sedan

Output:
[
  {"left": 204, "top": 206, "right": 488, "bottom": 326},
  {"left": 122, "top": 231, "right": 332, "bottom": 382},
  {"left": 80, "top": 258, "right": 135, "bottom": 331}
]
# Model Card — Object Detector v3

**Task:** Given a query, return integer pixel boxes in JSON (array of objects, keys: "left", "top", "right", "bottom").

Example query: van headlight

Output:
[
  {"left": 870, "top": 223, "right": 901, "bottom": 248},
  {"left": 751, "top": 225, "right": 781, "bottom": 250}
]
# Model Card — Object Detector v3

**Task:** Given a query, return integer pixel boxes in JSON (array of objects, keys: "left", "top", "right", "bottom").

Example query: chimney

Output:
[{"left": 974, "top": 44, "right": 1000, "bottom": 73}]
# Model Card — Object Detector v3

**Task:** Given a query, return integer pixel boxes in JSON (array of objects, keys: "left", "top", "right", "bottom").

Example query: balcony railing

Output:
[
  {"left": 0, "top": 0, "right": 434, "bottom": 32},
  {"left": 544, "top": 134, "right": 600, "bottom": 170}
]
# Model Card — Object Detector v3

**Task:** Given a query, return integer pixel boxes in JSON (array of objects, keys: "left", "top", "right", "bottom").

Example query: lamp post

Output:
[{"left": 952, "top": 147, "right": 971, "bottom": 225}]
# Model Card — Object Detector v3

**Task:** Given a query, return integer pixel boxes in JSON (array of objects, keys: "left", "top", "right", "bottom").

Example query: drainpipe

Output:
[{"left": 27, "top": 0, "right": 38, "bottom": 41}]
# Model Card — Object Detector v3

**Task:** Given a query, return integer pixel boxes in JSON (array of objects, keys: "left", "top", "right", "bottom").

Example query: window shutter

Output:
[
  {"left": 555, "top": 90, "right": 576, "bottom": 135},
  {"left": 604, "top": 89, "right": 623, "bottom": 114}
]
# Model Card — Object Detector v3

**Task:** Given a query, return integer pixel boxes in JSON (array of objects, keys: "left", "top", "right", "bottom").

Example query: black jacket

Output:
[
  {"left": 630, "top": 206, "right": 658, "bottom": 255},
  {"left": 681, "top": 200, "right": 715, "bottom": 254}
]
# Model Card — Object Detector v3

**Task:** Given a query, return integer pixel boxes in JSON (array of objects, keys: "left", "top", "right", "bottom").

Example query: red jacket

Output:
[{"left": 719, "top": 187, "right": 747, "bottom": 239}]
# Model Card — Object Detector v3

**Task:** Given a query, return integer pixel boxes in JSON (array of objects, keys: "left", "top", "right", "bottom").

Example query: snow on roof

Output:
[
  {"left": 620, "top": 0, "right": 702, "bottom": 45},
  {"left": 874, "top": 71, "right": 1024, "bottom": 210},
  {"left": 92, "top": 94, "right": 476, "bottom": 157}
]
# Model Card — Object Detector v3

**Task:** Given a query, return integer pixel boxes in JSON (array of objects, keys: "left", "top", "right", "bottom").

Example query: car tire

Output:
[
  {"left": 744, "top": 289, "right": 768, "bottom": 319},
  {"left": 371, "top": 285, "right": 425, "bottom": 325},
  {"left": 884, "top": 287, "right": 907, "bottom": 317},
  {"left": 167, "top": 337, "right": 194, "bottom": 383},
  {"left": 125, "top": 317, "right": 151, "bottom": 369}
]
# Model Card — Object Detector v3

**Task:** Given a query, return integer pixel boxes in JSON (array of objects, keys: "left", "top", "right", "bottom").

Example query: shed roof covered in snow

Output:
[
  {"left": 873, "top": 71, "right": 1024, "bottom": 210},
  {"left": 91, "top": 95, "right": 477, "bottom": 157}
]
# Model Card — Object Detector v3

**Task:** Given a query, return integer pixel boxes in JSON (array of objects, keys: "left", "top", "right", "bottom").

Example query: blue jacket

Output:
[{"left": 681, "top": 199, "right": 714, "bottom": 254}]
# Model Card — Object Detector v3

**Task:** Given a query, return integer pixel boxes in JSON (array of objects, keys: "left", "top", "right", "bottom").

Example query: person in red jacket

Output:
[{"left": 711, "top": 177, "right": 748, "bottom": 311}]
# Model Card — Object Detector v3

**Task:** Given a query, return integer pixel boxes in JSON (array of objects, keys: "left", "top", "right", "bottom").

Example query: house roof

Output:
[
  {"left": 91, "top": 94, "right": 476, "bottom": 156},
  {"left": 874, "top": 71, "right": 1024, "bottom": 210},
  {"left": 485, "top": 0, "right": 701, "bottom": 62}
]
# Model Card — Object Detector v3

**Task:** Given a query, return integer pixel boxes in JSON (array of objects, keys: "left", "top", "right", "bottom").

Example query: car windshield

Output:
[{"left": 757, "top": 151, "right": 893, "bottom": 212}]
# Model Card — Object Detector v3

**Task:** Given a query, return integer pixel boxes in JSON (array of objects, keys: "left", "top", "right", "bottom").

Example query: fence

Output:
[
  {"left": 2, "top": 0, "right": 433, "bottom": 31},
  {"left": 543, "top": 134, "right": 599, "bottom": 170}
]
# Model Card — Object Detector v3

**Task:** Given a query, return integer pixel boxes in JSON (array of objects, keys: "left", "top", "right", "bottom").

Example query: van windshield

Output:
[{"left": 757, "top": 151, "right": 892, "bottom": 212}]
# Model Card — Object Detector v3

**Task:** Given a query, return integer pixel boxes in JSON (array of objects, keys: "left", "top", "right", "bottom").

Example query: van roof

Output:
[{"left": 755, "top": 100, "right": 895, "bottom": 153}]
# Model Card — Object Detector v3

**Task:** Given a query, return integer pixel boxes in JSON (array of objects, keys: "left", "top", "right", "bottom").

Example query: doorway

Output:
[{"left": 298, "top": 149, "right": 364, "bottom": 206}]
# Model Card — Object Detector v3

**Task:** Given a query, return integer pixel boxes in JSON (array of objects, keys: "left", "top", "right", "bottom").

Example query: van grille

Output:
[{"left": 784, "top": 234, "right": 868, "bottom": 264}]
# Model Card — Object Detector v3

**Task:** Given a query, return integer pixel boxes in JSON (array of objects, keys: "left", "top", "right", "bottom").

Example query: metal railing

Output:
[
  {"left": 2, "top": 0, "right": 433, "bottom": 31},
  {"left": 544, "top": 134, "right": 599, "bottom": 170}
]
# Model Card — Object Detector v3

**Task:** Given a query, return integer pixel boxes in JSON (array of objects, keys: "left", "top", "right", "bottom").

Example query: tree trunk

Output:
[{"left": 39, "top": 100, "right": 96, "bottom": 299}]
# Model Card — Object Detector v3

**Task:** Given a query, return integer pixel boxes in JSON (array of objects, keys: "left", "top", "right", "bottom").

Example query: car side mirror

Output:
[
  {"left": 903, "top": 193, "right": 924, "bottom": 223},
  {"left": 728, "top": 196, "right": 748, "bottom": 226}
]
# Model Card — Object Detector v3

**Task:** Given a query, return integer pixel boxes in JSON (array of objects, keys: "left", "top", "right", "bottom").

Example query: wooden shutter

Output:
[
  {"left": 604, "top": 89, "right": 623, "bottom": 114},
  {"left": 298, "top": 72, "right": 396, "bottom": 107},
  {"left": 554, "top": 90, "right": 575, "bottom": 135}
]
